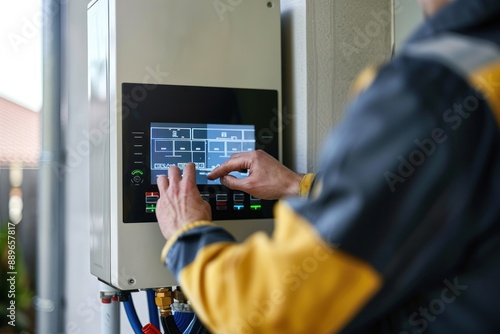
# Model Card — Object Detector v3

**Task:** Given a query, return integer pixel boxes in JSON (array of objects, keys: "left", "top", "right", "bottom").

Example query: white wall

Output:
[
  {"left": 63, "top": 1, "right": 101, "bottom": 333},
  {"left": 64, "top": 0, "right": 151, "bottom": 332},
  {"left": 281, "top": 0, "right": 393, "bottom": 173},
  {"left": 394, "top": 0, "right": 424, "bottom": 52}
]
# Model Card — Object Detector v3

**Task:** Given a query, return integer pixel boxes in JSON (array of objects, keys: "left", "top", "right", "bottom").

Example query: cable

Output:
[
  {"left": 166, "top": 315, "right": 182, "bottom": 334},
  {"left": 146, "top": 289, "right": 160, "bottom": 330},
  {"left": 123, "top": 294, "right": 143, "bottom": 334},
  {"left": 173, "top": 312, "right": 195, "bottom": 333},
  {"left": 188, "top": 316, "right": 210, "bottom": 334},
  {"left": 182, "top": 315, "right": 197, "bottom": 334},
  {"left": 161, "top": 317, "right": 166, "bottom": 333},
  {"left": 180, "top": 315, "right": 210, "bottom": 334},
  {"left": 161, "top": 315, "right": 182, "bottom": 334},
  {"left": 161, "top": 317, "right": 168, "bottom": 333}
]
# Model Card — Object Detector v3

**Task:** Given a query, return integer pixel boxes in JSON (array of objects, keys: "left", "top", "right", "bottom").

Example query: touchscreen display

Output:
[
  {"left": 122, "top": 82, "right": 278, "bottom": 222},
  {"left": 150, "top": 122, "right": 255, "bottom": 184}
]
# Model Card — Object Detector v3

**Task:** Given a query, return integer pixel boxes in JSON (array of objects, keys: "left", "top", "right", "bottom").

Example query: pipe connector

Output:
[
  {"left": 155, "top": 288, "right": 174, "bottom": 317},
  {"left": 173, "top": 287, "right": 187, "bottom": 303}
]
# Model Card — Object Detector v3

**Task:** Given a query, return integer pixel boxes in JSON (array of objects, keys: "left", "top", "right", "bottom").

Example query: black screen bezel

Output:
[{"left": 122, "top": 83, "right": 279, "bottom": 223}]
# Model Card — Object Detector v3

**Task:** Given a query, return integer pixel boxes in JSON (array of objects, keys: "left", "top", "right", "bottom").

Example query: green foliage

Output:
[{"left": 0, "top": 221, "right": 34, "bottom": 332}]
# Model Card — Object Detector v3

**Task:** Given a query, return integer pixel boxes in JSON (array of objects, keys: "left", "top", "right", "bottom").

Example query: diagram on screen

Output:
[{"left": 150, "top": 123, "right": 255, "bottom": 184}]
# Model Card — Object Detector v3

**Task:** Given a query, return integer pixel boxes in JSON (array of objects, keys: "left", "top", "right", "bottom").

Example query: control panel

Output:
[
  {"left": 122, "top": 83, "right": 279, "bottom": 223},
  {"left": 88, "top": 0, "right": 281, "bottom": 290}
]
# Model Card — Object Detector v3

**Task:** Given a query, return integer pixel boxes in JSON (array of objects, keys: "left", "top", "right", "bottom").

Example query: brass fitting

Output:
[
  {"left": 155, "top": 287, "right": 174, "bottom": 317},
  {"left": 173, "top": 287, "right": 187, "bottom": 303}
]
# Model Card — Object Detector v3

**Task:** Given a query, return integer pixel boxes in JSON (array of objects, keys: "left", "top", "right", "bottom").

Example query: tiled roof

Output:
[{"left": 0, "top": 97, "right": 40, "bottom": 168}]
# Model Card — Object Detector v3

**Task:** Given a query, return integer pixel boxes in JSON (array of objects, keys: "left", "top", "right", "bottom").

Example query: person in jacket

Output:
[{"left": 156, "top": 0, "right": 500, "bottom": 332}]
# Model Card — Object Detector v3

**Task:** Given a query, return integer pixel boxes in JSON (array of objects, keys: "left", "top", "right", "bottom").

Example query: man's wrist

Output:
[{"left": 161, "top": 220, "right": 216, "bottom": 264}]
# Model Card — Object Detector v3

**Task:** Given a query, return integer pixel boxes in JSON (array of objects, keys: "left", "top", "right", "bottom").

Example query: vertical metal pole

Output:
[
  {"left": 100, "top": 282, "right": 121, "bottom": 334},
  {"left": 36, "top": 0, "right": 64, "bottom": 332}
]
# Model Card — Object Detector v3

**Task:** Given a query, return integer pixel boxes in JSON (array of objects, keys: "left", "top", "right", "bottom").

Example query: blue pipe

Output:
[
  {"left": 173, "top": 312, "right": 195, "bottom": 333},
  {"left": 123, "top": 296, "right": 143, "bottom": 334},
  {"left": 147, "top": 289, "right": 160, "bottom": 330},
  {"left": 182, "top": 315, "right": 196, "bottom": 334}
]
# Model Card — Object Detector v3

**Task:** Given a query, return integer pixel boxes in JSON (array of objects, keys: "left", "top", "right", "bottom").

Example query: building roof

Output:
[{"left": 0, "top": 97, "right": 40, "bottom": 168}]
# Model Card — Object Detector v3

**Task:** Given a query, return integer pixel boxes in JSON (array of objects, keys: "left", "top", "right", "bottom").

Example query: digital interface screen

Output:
[{"left": 150, "top": 122, "right": 255, "bottom": 184}]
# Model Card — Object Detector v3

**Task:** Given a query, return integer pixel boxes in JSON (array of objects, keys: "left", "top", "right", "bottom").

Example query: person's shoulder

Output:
[
  {"left": 379, "top": 53, "right": 466, "bottom": 94},
  {"left": 351, "top": 53, "right": 473, "bottom": 118}
]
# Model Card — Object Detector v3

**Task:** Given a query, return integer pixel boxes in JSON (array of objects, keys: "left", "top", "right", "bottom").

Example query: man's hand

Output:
[
  {"left": 207, "top": 150, "right": 303, "bottom": 200},
  {"left": 156, "top": 163, "right": 212, "bottom": 240}
]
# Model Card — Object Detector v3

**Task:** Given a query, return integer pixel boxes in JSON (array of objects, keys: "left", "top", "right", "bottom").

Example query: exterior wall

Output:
[
  {"left": 394, "top": 0, "right": 424, "bottom": 52},
  {"left": 282, "top": 0, "right": 393, "bottom": 172},
  {"left": 64, "top": 1, "right": 102, "bottom": 333}
]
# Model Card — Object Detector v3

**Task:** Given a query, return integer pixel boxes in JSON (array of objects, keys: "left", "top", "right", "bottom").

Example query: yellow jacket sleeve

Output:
[
  {"left": 298, "top": 173, "right": 316, "bottom": 197},
  {"left": 164, "top": 201, "right": 382, "bottom": 334}
]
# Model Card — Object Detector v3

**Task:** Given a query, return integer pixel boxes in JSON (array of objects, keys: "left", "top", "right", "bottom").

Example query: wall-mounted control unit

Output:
[{"left": 88, "top": 0, "right": 281, "bottom": 290}]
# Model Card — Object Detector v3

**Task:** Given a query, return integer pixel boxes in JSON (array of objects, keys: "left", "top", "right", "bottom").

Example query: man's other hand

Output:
[
  {"left": 207, "top": 150, "right": 303, "bottom": 200},
  {"left": 156, "top": 163, "right": 212, "bottom": 240}
]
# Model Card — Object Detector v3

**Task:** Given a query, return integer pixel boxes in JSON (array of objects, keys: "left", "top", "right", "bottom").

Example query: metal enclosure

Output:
[{"left": 88, "top": 0, "right": 281, "bottom": 289}]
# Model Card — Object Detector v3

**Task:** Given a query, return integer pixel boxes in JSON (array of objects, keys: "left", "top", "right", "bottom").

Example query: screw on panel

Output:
[
  {"left": 128, "top": 278, "right": 136, "bottom": 285},
  {"left": 267, "top": 2, "right": 273, "bottom": 8}
]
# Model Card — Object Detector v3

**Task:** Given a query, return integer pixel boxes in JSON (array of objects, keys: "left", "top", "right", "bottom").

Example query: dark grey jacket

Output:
[{"left": 292, "top": 0, "right": 500, "bottom": 332}]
